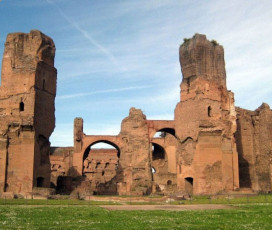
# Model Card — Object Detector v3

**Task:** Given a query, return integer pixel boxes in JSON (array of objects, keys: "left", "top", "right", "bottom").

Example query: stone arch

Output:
[
  {"left": 151, "top": 128, "right": 176, "bottom": 139},
  {"left": 146, "top": 120, "right": 175, "bottom": 139},
  {"left": 83, "top": 140, "right": 121, "bottom": 162},
  {"left": 81, "top": 139, "right": 121, "bottom": 195},
  {"left": 157, "top": 128, "right": 175, "bottom": 136}
]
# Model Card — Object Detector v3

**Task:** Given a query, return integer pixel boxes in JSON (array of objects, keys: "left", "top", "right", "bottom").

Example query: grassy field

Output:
[
  {"left": 0, "top": 195, "right": 272, "bottom": 229},
  {"left": 0, "top": 204, "right": 271, "bottom": 229}
]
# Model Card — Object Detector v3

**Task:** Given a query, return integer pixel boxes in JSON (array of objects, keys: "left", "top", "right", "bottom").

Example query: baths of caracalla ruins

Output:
[{"left": 0, "top": 30, "right": 271, "bottom": 198}]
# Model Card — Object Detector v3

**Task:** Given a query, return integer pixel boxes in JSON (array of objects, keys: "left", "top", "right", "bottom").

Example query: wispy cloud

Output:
[
  {"left": 57, "top": 85, "right": 179, "bottom": 113},
  {"left": 45, "top": 0, "right": 125, "bottom": 72},
  {"left": 58, "top": 85, "right": 154, "bottom": 99}
]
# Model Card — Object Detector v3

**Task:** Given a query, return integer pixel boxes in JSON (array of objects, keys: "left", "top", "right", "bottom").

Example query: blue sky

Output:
[{"left": 0, "top": 0, "right": 271, "bottom": 147}]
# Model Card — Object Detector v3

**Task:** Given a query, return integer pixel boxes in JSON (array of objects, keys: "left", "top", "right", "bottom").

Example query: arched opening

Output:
[
  {"left": 151, "top": 143, "right": 169, "bottom": 190},
  {"left": 151, "top": 129, "right": 177, "bottom": 193},
  {"left": 160, "top": 128, "right": 175, "bottom": 136},
  {"left": 37, "top": 177, "right": 44, "bottom": 187},
  {"left": 83, "top": 141, "right": 120, "bottom": 162},
  {"left": 57, "top": 176, "right": 64, "bottom": 193},
  {"left": 185, "top": 177, "right": 193, "bottom": 195},
  {"left": 153, "top": 128, "right": 176, "bottom": 138},
  {"left": 208, "top": 106, "right": 212, "bottom": 117},
  {"left": 82, "top": 140, "right": 120, "bottom": 195},
  {"left": 152, "top": 143, "right": 165, "bottom": 160},
  {"left": 19, "top": 101, "right": 24, "bottom": 112}
]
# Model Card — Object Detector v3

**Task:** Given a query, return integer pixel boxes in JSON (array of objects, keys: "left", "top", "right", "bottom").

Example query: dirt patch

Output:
[{"left": 100, "top": 204, "right": 233, "bottom": 211}]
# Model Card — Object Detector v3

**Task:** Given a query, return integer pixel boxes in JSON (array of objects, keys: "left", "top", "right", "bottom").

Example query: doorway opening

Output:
[
  {"left": 185, "top": 177, "right": 193, "bottom": 195},
  {"left": 37, "top": 177, "right": 44, "bottom": 187}
]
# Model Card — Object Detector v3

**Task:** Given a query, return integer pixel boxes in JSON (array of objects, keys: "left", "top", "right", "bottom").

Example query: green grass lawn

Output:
[{"left": 0, "top": 204, "right": 271, "bottom": 229}]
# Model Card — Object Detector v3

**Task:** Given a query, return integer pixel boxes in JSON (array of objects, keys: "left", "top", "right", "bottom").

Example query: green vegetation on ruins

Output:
[
  {"left": 182, "top": 37, "right": 219, "bottom": 47},
  {"left": 183, "top": 38, "right": 191, "bottom": 43},
  {"left": 211, "top": 39, "right": 219, "bottom": 46}
]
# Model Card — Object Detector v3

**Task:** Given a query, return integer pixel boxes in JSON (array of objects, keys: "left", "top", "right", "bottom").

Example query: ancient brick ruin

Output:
[
  {"left": 0, "top": 31, "right": 271, "bottom": 197},
  {"left": 0, "top": 30, "right": 56, "bottom": 195}
]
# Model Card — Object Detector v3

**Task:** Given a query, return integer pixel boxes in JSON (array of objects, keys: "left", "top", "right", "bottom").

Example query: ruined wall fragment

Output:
[
  {"left": 74, "top": 118, "right": 83, "bottom": 153},
  {"left": 236, "top": 104, "right": 272, "bottom": 192},
  {"left": 118, "top": 108, "right": 152, "bottom": 195},
  {"left": 50, "top": 147, "right": 74, "bottom": 192},
  {"left": 0, "top": 30, "right": 57, "bottom": 194}
]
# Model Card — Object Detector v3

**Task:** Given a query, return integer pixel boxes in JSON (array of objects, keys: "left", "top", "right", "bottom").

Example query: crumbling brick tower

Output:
[
  {"left": 0, "top": 30, "right": 57, "bottom": 193},
  {"left": 175, "top": 34, "right": 239, "bottom": 194}
]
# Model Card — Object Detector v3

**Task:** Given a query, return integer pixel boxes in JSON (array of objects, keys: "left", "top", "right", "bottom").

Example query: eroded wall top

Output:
[
  {"left": 180, "top": 34, "right": 226, "bottom": 87},
  {"left": 1, "top": 30, "right": 55, "bottom": 94}
]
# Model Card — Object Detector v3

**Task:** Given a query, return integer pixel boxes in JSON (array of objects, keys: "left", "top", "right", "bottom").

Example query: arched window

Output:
[
  {"left": 19, "top": 101, "right": 24, "bottom": 112},
  {"left": 208, "top": 106, "right": 212, "bottom": 117},
  {"left": 167, "top": 180, "right": 172, "bottom": 186}
]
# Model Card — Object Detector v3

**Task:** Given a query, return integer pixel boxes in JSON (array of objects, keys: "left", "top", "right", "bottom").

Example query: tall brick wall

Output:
[
  {"left": 175, "top": 34, "right": 239, "bottom": 194},
  {"left": 236, "top": 104, "right": 272, "bottom": 192},
  {"left": 0, "top": 30, "right": 56, "bottom": 194}
]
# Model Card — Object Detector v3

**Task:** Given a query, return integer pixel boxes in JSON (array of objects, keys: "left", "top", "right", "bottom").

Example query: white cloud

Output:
[
  {"left": 58, "top": 85, "right": 154, "bottom": 99},
  {"left": 46, "top": 0, "right": 125, "bottom": 72}
]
